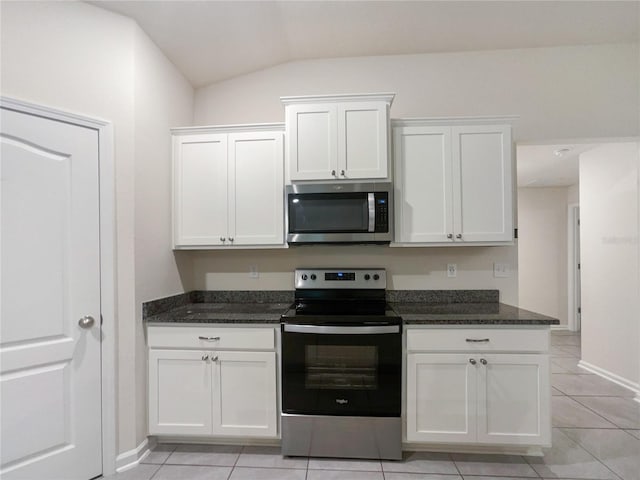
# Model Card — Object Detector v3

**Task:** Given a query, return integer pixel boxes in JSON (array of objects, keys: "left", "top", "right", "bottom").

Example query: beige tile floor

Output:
[{"left": 105, "top": 331, "right": 640, "bottom": 480}]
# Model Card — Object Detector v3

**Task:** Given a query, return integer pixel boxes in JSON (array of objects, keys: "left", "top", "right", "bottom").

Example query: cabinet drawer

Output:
[
  {"left": 148, "top": 326, "right": 276, "bottom": 350},
  {"left": 407, "top": 328, "right": 549, "bottom": 353}
]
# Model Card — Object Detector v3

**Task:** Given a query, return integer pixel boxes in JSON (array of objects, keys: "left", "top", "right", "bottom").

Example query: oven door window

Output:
[
  {"left": 288, "top": 193, "right": 368, "bottom": 233},
  {"left": 305, "top": 345, "right": 378, "bottom": 390},
  {"left": 281, "top": 330, "right": 401, "bottom": 417}
]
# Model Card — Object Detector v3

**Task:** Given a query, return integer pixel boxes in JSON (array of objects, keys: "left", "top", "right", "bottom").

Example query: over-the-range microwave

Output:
[{"left": 285, "top": 182, "right": 393, "bottom": 244}]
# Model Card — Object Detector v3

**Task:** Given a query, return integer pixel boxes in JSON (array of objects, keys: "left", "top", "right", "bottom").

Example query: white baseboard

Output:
[
  {"left": 550, "top": 325, "right": 571, "bottom": 331},
  {"left": 115, "top": 437, "right": 155, "bottom": 473},
  {"left": 578, "top": 360, "right": 640, "bottom": 396}
]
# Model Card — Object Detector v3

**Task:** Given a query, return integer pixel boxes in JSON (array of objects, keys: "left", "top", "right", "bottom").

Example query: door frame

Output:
[
  {"left": 567, "top": 203, "right": 581, "bottom": 332},
  {"left": 1, "top": 96, "right": 117, "bottom": 476}
]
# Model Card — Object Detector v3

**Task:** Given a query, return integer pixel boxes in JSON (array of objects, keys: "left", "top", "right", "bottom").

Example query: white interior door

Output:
[{"left": 1, "top": 107, "right": 102, "bottom": 480}]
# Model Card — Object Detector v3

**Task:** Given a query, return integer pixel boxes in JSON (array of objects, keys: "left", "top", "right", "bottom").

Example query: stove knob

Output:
[
  {"left": 310, "top": 274, "right": 317, "bottom": 280},
  {"left": 301, "top": 274, "right": 308, "bottom": 280},
  {"left": 373, "top": 274, "right": 380, "bottom": 281},
  {"left": 364, "top": 274, "right": 371, "bottom": 280}
]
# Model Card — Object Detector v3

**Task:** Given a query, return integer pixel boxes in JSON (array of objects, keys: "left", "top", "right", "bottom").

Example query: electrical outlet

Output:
[
  {"left": 493, "top": 263, "right": 510, "bottom": 278},
  {"left": 249, "top": 265, "right": 259, "bottom": 279},
  {"left": 447, "top": 264, "right": 457, "bottom": 278}
]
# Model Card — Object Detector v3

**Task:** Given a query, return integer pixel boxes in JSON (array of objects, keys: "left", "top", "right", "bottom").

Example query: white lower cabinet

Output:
[
  {"left": 148, "top": 326, "right": 278, "bottom": 439},
  {"left": 406, "top": 328, "right": 551, "bottom": 447},
  {"left": 212, "top": 350, "right": 277, "bottom": 437}
]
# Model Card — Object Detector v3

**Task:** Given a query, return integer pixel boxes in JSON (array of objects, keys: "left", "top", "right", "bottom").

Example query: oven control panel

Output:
[{"left": 295, "top": 268, "right": 386, "bottom": 289}]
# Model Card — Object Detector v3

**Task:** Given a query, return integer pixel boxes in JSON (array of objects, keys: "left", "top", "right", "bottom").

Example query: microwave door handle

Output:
[{"left": 368, "top": 193, "right": 375, "bottom": 232}]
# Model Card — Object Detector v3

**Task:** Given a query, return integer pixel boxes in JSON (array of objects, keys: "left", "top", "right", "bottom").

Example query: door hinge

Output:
[
  {"left": 514, "top": 228, "right": 518, "bottom": 239},
  {"left": 578, "top": 263, "right": 581, "bottom": 270},
  {"left": 578, "top": 307, "right": 581, "bottom": 314}
]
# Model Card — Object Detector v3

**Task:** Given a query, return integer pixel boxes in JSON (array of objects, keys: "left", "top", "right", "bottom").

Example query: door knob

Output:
[{"left": 78, "top": 315, "right": 95, "bottom": 329}]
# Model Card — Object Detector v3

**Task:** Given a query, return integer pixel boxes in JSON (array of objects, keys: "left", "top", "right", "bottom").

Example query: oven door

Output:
[{"left": 281, "top": 324, "right": 401, "bottom": 417}]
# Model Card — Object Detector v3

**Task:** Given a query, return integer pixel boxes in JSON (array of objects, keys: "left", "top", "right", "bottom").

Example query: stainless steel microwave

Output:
[{"left": 286, "top": 182, "right": 393, "bottom": 244}]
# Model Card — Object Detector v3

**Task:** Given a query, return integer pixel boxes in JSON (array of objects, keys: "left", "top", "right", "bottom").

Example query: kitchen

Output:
[{"left": 0, "top": 1, "right": 638, "bottom": 480}]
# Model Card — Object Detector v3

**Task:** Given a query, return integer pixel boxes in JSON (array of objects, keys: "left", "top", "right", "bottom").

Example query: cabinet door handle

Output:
[
  {"left": 211, "top": 355, "right": 219, "bottom": 362},
  {"left": 331, "top": 170, "right": 336, "bottom": 176},
  {"left": 220, "top": 237, "right": 226, "bottom": 242},
  {"left": 202, "top": 354, "right": 209, "bottom": 361},
  {"left": 198, "top": 336, "right": 221, "bottom": 341},
  {"left": 456, "top": 234, "right": 462, "bottom": 239},
  {"left": 466, "top": 338, "right": 490, "bottom": 343},
  {"left": 340, "top": 170, "right": 345, "bottom": 176},
  {"left": 447, "top": 234, "right": 453, "bottom": 239},
  {"left": 469, "top": 358, "right": 477, "bottom": 365},
  {"left": 228, "top": 237, "right": 234, "bottom": 242},
  {"left": 480, "top": 358, "right": 488, "bottom": 365}
]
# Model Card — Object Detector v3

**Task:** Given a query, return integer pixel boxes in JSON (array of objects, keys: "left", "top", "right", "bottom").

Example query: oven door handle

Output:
[{"left": 283, "top": 324, "right": 400, "bottom": 335}]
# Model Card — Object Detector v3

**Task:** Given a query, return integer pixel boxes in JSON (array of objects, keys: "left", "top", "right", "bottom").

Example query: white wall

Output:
[
  {"left": 194, "top": 44, "right": 639, "bottom": 142},
  {"left": 191, "top": 245, "right": 519, "bottom": 303},
  {"left": 517, "top": 187, "right": 570, "bottom": 325},
  {"left": 1, "top": 0, "right": 194, "bottom": 460},
  {"left": 133, "top": 27, "right": 194, "bottom": 446},
  {"left": 579, "top": 142, "right": 639, "bottom": 389},
  {"left": 190, "top": 43, "right": 638, "bottom": 302}
]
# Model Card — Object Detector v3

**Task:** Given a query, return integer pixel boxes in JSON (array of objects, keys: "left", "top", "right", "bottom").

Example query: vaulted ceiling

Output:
[
  {"left": 91, "top": 1, "right": 638, "bottom": 187},
  {"left": 92, "top": 1, "right": 638, "bottom": 88}
]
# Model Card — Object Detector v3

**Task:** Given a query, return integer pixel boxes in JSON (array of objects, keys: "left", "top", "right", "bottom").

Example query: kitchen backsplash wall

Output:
[{"left": 186, "top": 244, "right": 519, "bottom": 306}]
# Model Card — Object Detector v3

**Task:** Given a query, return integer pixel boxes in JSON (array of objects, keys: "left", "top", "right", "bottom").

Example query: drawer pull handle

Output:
[
  {"left": 480, "top": 358, "right": 488, "bottom": 365},
  {"left": 466, "top": 338, "right": 490, "bottom": 343},
  {"left": 198, "top": 336, "right": 221, "bottom": 341}
]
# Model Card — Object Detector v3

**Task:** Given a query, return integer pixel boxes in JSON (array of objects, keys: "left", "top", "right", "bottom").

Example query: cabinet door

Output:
[
  {"left": 148, "top": 350, "right": 212, "bottom": 435},
  {"left": 407, "top": 353, "right": 476, "bottom": 443},
  {"left": 212, "top": 351, "right": 278, "bottom": 437},
  {"left": 394, "top": 126, "right": 454, "bottom": 243},
  {"left": 287, "top": 104, "right": 337, "bottom": 180},
  {"left": 452, "top": 125, "right": 513, "bottom": 242},
  {"left": 173, "top": 134, "right": 228, "bottom": 246},
  {"left": 228, "top": 131, "right": 284, "bottom": 246},
  {"left": 477, "top": 354, "right": 550, "bottom": 445},
  {"left": 338, "top": 102, "right": 388, "bottom": 179}
]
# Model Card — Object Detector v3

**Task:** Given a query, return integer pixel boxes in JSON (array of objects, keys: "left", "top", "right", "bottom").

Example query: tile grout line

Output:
[
  {"left": 569, "top": 395, "right": 635, "bottom": 430},
  {"left": 226, "top": 445, "right": 244, "bottom": 480}
]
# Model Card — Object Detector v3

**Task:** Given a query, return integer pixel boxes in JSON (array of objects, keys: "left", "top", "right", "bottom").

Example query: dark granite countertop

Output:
[
  {"left": 145, "top": 302, "right": 291, "bottom": 324},
  {"left": 390, "top": 302, "right": 559, "bottom": 325},
  {"left": 142, "top": 290, "right": 558, "bottom": 326}
]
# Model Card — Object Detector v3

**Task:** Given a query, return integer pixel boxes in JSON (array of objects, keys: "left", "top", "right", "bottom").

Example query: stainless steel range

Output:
[{"left": 280, "top": 268, "right": 402, "bottom": 460}]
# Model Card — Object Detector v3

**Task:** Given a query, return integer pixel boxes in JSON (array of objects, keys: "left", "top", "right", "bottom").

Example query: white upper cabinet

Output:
[
  {"left": 282, "top": 93, "right": 394, "bottom": 182},
  {"left": 394, "top": 119, "right": 513, "bottom": 245},
  {"left": 173, "top": 125, "right": 284, "bottom": 249}
]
